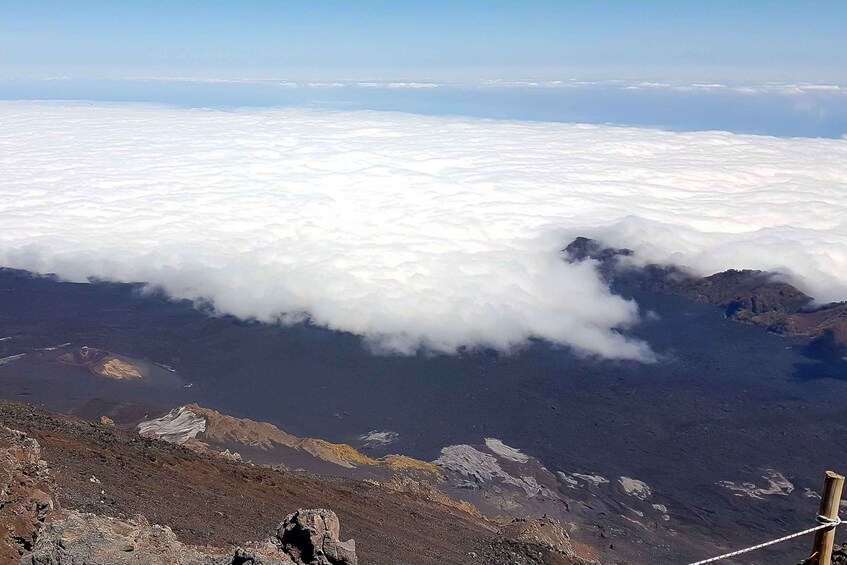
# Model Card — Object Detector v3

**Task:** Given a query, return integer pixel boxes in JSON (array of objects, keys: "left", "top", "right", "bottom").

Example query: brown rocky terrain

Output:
[{"left": 0, "top": 400, "right": 597, "bottom": 564}]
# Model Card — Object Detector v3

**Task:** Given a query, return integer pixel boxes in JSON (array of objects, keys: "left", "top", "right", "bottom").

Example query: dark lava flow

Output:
[{"left": 1, "top": 267, "right": 847, "bottom": 557}]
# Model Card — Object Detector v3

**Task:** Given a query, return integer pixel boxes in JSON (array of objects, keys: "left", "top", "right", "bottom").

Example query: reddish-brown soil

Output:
[{"left": 0, "top": 400, "right": 584, "bottom": 565}]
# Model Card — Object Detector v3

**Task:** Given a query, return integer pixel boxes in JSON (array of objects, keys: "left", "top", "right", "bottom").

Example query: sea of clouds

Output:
[{"left": 1, "top": 101, "right": 845, "bottom": 360}]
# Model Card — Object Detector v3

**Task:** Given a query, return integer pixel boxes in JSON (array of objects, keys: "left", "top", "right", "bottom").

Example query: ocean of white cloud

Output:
[{"left": 1, "top": 101, "right": 845, "bottom": 359}]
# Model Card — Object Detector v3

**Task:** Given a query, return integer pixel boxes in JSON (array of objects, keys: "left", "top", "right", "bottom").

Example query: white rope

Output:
[{"left": 686, "top": 515, "right": 842, "bottom": 565}]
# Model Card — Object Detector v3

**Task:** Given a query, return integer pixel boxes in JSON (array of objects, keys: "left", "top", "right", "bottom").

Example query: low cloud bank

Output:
[
  {"left": 1, "top": 102, "right": 845, "bottom": 359},
  {"left": 123, "top": 76, "right": 847, "bottom": 97}
]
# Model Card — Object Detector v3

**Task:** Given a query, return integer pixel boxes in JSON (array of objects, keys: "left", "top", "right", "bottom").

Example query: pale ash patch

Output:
[
  {"left": 516, "top": 476, "right": 559, "bottom": 499},
  {"left": 137, "top": 406, "right": 206, "bottom": 445},
  {"left": 618, "top": 476, "right": 652, "bottom": 500},
  {"left": 718, "top": 469, "right": 794, "bottom": 499},
  {"left": 652, "top": 504, "right": 671, "bottom": 522},
  {"left": 571, "top": 473, "right": 610, "bottom": 487},
  {"left": 358, "top": 430, "right": 399, "bottom": 447},
  {"left": 484, "top": 438, "right": 529, "bottom": 463},
  {"left": 557, "top": 472, "right": 579, "bottom": 488},
  {"left": 434, "top": 445, "right": 555, "bottom": 499},
  {"left": 434, "top": 445, "right": 515, "bottom": 484},
  {"left": 0, "top": 353, "right": 26, "bottom": 366},
  {"left": 557, "top": 471, "right": 610, "bottom": 488},
  {"left": 34, "top": 342, "right": 72, "bottom": 351}
]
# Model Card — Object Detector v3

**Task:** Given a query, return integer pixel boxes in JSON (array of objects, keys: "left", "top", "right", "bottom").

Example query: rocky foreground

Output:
[{"left": 0, "top": 401, "right": 597, "bottom": 565}]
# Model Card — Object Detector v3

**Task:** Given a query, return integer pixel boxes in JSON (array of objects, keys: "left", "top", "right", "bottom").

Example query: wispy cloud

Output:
[
  {"left": 1, "top": 103, "right": 845, "bottom": 359},
  {"left": 113, "top": 76, "right": 847, "bottom": 97}
]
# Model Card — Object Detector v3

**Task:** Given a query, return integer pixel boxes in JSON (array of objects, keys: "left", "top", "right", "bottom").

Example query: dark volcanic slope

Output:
[
  {"left": 1, "top": 267, "right": 847, "bottom": 563},
  {"left": 0, "top": 400, "right": 580, "bottom": 565},
  {"left": 566, "top": 236, "right": 847, "bottom": 349}
]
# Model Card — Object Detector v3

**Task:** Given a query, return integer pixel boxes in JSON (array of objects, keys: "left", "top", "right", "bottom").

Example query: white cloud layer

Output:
[{"left": 1, "top": 102, "right": 846, "bottom": 359}]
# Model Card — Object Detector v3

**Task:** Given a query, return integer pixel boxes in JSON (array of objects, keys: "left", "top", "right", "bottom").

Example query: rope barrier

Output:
[{"left": 686, "top": 515, "right": 842, "bottom": 565}]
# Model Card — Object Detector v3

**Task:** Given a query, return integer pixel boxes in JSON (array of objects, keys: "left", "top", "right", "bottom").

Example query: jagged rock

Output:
[
  {"left": 275, "top": 509, "right": 357, "bottom": 565},
  {"left": 0, "top": 427, "right": 56, "bottom": 563}
]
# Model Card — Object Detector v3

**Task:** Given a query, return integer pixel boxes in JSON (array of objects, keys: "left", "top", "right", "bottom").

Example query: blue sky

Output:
[{"left": 1, "top": 0, "right": 846, "bottom": 82}]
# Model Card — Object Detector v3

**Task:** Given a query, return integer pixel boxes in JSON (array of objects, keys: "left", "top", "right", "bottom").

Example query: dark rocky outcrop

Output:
[
  {"left": 565, "top": 237, "right": 847, "bottom": 349},
  {"left": 276, "top": 509, "right": 357, "bottom": 565},
  {"left": 563, "top": 237, "right": 633, "bottom": 266}
]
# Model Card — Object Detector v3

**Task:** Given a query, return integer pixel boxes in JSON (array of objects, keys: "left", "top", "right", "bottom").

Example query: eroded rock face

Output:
[
  {"left": 0, "top": 427, "right": 56, "bottom": 563},
  {"left": 275, "top": 509, "right": 357, "bottom": 565}
]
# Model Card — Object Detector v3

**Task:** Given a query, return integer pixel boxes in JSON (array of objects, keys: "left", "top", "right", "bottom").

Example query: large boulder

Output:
[{"left": 275, "top": 509, "right": 357, "bottom": 565}]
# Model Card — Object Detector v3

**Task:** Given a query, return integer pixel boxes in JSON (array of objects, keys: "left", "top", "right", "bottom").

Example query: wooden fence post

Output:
[{"left": 811, "top": 470, "right": 845, "bottom": 565}]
